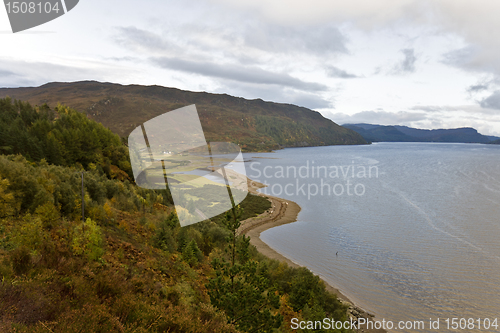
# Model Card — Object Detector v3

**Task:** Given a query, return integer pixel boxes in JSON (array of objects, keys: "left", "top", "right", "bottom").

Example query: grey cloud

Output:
[
  {"left": 152, "top": 57, "right": 327, "bottom": 92},
  {"left": 480, "top": 91, "right": 500, "bottom": 110},
  {"left": 411, "top": 103, "right": 500, "bottom": 116},
  {"left": 213, "top": 1, "right": 500, "bottom": 80},
  {"left": 443, "top": 44, "right": 500, "bottom": 77},
  {"left": 114, "top": 19, "right": 348, "bottom": 65},
  {"left": 443, "top": 47, "right": 500, "bottom": 77},
  {"left": 401, "top": 49, "right": 417, "bottom": 72},
  {"left": 467, "top": 84, "right": 489, "bottom": 93},
  {"left": 410, "top": 105, "right": 443, "bottom": 112},
  {"left": 106, "top": 56, "right": 141, "bottom": 62},
  {"left": 214, "top": 81, "right": 332, "bottom": 110},
  {"left": 0, "top": 58, "right": 133, "bottom": 88},
  {"left": 114, "top": 27, "right": 178, "bottom": 53},
  {"left": 112, "top": 21, "right": 348, "bottom": 98},
  {"left": 291, "top": 93, "right": 332, "bottom": 109},
  {"left": 392, "top": 48, "right": 417, "bottom": 74},
  {"left": 0, "top": 69, "right": 17, "bottom": 77},
  {"left": 443, "top": 47, "right": 473, "bottom": 66},
  {"left": 326, "top": 66, "right": 358, "bottom": 78},
  {"left": 241, "top": 22, "right": 347, "bottom": 56}
]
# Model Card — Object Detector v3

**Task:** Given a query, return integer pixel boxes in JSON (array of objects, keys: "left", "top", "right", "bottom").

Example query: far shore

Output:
[{"left": 239, "top": 177, "right": 386, "bottom": 333}]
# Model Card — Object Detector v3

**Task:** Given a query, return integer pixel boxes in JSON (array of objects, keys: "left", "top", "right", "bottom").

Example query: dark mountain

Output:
[
  {"left": 0, "top": 81, "right": 366, "bottom": 151},
  {"left": 488, "top": 139, "right": 500, "bottom": 144},
  {"left": 344, "top": 123, "right": 380, "bottom": 131},
  {"left": 346, "top": 125, "right": 413, "bottom": 142},
  {"left": 343, "top": 123, "right": 496, "bottom": 143},
  {"left": 486, "top": 135, "right": 500, "bottom": 142}
]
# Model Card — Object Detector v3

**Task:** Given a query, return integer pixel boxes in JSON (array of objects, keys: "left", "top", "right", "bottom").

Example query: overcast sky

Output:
[{"left": 1, "top": 0, "right": 500, "bottom": 135}]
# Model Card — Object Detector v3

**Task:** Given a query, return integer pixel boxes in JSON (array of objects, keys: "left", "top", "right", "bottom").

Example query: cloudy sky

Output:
[{"left": 1, "top": 0, "right": 500, "bottom": 135}]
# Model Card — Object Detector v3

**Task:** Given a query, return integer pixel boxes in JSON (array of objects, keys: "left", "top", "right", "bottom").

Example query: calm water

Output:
[{"left": 245, "top": 143, "right": 500, "bottom": 332}]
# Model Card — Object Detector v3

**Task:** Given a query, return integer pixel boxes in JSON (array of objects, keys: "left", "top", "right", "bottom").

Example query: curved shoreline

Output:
[{"left": 240, "top": 178, "right": 386, "bottom": 333}]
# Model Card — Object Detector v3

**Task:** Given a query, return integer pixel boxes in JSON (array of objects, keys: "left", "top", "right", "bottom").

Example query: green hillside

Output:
[
  {"left": 0, "top": 81, "right": 367, "bottom": 151},
  {"left": 0, "top": 97, "right": 132, "bottom": 180},
  {"left": 0, "top": 99, "right": 351, "bottom": 332}
]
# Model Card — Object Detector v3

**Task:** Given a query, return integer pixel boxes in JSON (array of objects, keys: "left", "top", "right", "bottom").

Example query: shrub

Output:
[
  {"left": 11, "top": 246, "right": 31, "bottom": 275},
  {"left": 13, "top": 214, "right": 47, "bottom": 252},
  {"left": 71, "top": 218, "right": 104, "bottom": 261},
  {"left": 112, "top": 193, "right": 136, "bottom": 212},
  {"left": 35, "top": 201, "right": 60, "bottom": 230},
  {"left": 0, "top": 177, "right": 17, "bottom": 217},
  {"left": 87, "top": 203, "right": 107, "bottom": 224},
  {"left": 51, "top": 303, "right": 124, "bottom": 333}
]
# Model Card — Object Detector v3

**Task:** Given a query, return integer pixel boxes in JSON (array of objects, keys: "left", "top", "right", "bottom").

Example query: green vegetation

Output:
[
  {"left": 207, "top": 208, "right": 281, "bottom": 333},
  {"left": 0, "top": 97, "right": 132, "bottom": 179},
  {"left": 0, "top": 98, "right": 351, "bottom": 332}
]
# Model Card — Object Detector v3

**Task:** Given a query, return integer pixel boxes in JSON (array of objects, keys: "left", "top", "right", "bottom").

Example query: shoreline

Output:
[{"left": 239, "top": 178, "right": 386, "bottom": 333}]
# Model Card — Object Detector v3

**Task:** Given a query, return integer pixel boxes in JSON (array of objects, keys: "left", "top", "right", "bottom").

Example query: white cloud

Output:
[
  {"left": 329, "top": 110, "right": 427, "bottom": 125},
  {"left": 2, "top": 0, "right": 500, "bottom": 133},
  {"left": 213, "top": 81, "right": 333, "bottom": 109},
  {"left": 0, "top": 58, "right": 140, "bottom": 88}
]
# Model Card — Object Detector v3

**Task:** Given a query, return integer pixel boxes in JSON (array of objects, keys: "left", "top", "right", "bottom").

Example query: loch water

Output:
[{"left": 245, "top": 143, "right": 500, "bottom": 332}]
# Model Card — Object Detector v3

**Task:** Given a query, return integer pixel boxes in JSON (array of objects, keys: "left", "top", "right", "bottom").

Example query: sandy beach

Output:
[{"left": 239, "top": 177, "right": 386, "bottom": 333}]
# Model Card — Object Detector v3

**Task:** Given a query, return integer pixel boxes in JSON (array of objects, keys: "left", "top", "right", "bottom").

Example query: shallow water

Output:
[{"left": 245, "top": 143, "right": 500, "bottom": 332}]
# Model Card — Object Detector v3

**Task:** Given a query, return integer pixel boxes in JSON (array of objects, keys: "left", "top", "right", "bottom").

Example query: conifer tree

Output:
[{"left": 207, "top": 207, "right": 282, "bottom": 333}]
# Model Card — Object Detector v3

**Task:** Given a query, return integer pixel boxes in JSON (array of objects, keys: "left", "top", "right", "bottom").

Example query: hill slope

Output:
[
  {"left": 0, "top": 99, "right": 351, "bottom": 332},
  {"left": 343, "top": 123, "right": 497, "bottom": 143},
  {"left": 0, "top": 81, "right": 366, "bottom": 151}
]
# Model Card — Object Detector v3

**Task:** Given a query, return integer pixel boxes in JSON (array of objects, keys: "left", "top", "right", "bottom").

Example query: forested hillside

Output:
[
  {"left": 0, "top": 81, "right": 367, "bottom": 151},
  {"left": 0, "top": 97, "right": 132, "bottom": 181},
  {"left": 0, "top": 98, "right": 351, "bottom": 332}
]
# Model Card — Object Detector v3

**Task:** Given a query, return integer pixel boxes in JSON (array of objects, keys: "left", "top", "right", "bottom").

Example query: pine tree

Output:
[
  {"left": 207, "top": 207, "right": 282, "bottom": 333},
  {"left": 182, "top": 239, "right": 202, "bottom": 266}
]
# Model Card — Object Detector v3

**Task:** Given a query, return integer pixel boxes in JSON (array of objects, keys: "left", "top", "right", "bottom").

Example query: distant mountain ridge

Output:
[
  {"left": 0, "top": 81, "right": 367, "bottom": 151},
  {"left": 343, "top": 123, "right": 500, "bottom": 143}
]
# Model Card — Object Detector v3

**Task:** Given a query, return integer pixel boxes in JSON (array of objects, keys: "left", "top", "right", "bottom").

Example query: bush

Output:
[
  {"left": 51, "top": 303, "right": 124, "bottom": 333},
  {"left": 84, "top": 175, "right": 107, "bottom": 205},
  {"left": 0, "top": 223, "right": 14, "bottom": 251},
  {"left": 0, "top": 257, "right": 13, "bottom": 279},
  {"left": 35, "top": 201, "right": 60, "bottom": 230},
  {"left": 13, "top": 214, "right": 47, "bottom": 251},
  {"left": 71, "top": 218, "right": 104, "bottom": 261},
  {"left": 86, "top": 203, "right": 107, "bottom": 224},
  {"left": 11, "top": 246, "right": 32, "bottom": 275},
  {"left": 112, "top": 193, "right": 136, "bottom": 212}
]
